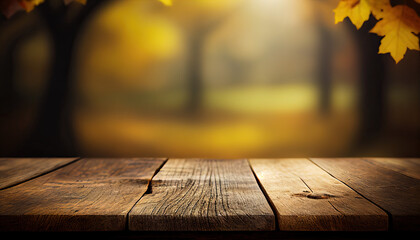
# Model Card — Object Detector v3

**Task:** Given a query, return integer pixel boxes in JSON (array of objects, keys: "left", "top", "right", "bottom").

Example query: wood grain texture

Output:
[
  {"left": 0, "top": 158, "right": 165, "bottom": 231},
  {"left": 0, "top": 158, "right": 78, "bottom": 189},
  {"left": 249, "top": 158, "right": 388, "bottom": 231},
  {"left": 366, "top": 158, "right": 420, "bottom": 180},
  {"left": 311, "top": 158, "right": 420, "bottom": 231},
  {"left": 128, "top": 159, "right": 275, "bottom": 231}
]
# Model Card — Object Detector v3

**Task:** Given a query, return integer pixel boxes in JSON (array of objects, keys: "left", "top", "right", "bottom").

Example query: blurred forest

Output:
[{"left": 0, "top": 0, "right": 419, "bottom": 158}]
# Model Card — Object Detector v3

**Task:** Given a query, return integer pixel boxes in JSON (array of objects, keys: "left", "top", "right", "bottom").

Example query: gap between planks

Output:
[
  {"left": 128, "top": 159, "right": 275, "bottom": 231},
  {"left": 251, "top": 157, "right": 375, "bottom": 230},
  {"left": 3, "top": 158, "right": 413, "bottom": 232},
  {"left": 309, "top": 158, "right": 420, "bottom": 231},
  {"left": 307, "top": 157, "right": 393, "bottom": 229},
  {"left": 249, "top": 158, "right": 388, "bottom": 231},
  {"left": 125, "top": 158, "right": 168, "bottom": 231},
  {"left": 0, "top": 158, "right": 167, "bottom": 231},
  {"left": 0, "top": 157, "right": 81, "bottom": 191},
  {"left": 247, "top": 159, "right": 280, "bottom": 231}
]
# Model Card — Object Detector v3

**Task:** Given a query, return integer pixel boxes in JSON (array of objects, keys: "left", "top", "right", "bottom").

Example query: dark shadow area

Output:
[{"left": 7, "top": 231, "right": 419, "bottom": 240}]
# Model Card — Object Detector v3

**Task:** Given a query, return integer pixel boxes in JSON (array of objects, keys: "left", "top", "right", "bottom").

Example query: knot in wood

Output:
[{"left": 307, "top": 193, "right": 335, "bottom": 199}]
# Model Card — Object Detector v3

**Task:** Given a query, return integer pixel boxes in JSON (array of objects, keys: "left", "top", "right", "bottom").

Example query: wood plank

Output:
[
  {"left": 311, "top": 158, "right": 420, "bottom": 231},
  {"left": 0, "top": 158, "right": 165, "bottom": 231},
  {"left": 128, "top": 159, "right": 275, "bottom": 231},
  {"left": 366, "top": 158, "right": 420, "bottom": 180},
  {"left": 0, "top": 158, "right": 78, "bottom": 189},
  {"left": 249, "top": 158, "right": 388, "bottom": 231}
]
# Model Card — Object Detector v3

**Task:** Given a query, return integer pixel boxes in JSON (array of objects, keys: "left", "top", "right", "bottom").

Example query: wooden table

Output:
[{"left": 0, "top": 158, "right": 419, "bottom": 237}]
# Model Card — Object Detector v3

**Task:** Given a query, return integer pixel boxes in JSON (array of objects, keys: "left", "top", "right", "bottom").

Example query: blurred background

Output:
[{"left": 0, "top": 0, "right": 419, "bottom": 158}]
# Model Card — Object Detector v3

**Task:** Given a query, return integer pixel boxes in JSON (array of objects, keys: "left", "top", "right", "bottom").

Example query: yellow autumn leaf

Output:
[
  {"left": 159, "top": 0, "right": 172, "bottom": 6},
  {"left": 334, "top": 0, "right": 371, "bottom": 29},
  {"left": 19, "top": 0, "right": 44, "bottom": 12},
  {"left": 365, "top": 0, "right": 391, "bottom": 19},
  {"left": 370, "top": 5, "right": 420, "bottom": 63}
]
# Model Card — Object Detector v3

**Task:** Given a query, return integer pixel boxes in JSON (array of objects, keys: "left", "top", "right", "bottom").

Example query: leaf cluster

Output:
[
  {"left": 0, "top": 0, "right": 170, "bottom": 19},
  {"left": 334, "top": 0, "right": 420, "bottom": 63}
]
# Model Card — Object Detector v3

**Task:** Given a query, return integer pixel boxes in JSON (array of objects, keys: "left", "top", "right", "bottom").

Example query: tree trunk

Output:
[
  {"left": 352, "top": 17, "right": 387, "bottom": 150},
  {"left": 184, "top": 11, "right": 235, "bottom": 115},
  {"left": 20, "top": 28, "right": 77, "bottom": 157},
  {"left": 0, "top": 40, "right": 18, "bottom": 115},
  {"left": 316, "top": 18, "right": 333, "bottom": 115},
  {"left": 186, "top": 33, "right": 205, "bottom": 114},
  {"left": 0, "top": 23, "right": 40, "bottom": 115},
  {"left": 16, "top": 0, "right": 110, "bottom": 157}
]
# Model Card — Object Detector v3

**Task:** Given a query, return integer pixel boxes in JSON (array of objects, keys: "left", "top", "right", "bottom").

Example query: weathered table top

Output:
[{"left": 0, "top": 158, "right": 419, "bottom": 233}]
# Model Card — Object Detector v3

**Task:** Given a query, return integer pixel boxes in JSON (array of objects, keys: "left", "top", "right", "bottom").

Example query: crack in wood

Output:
[
  {"left": 328, "top": 201, "right": 344, "bottom": 215},
  {"left": 125, "top": 158, "right": 168, "bottom": 230},
  {"left": 299, "top": 177, "right": 313, "bottom": 193}
]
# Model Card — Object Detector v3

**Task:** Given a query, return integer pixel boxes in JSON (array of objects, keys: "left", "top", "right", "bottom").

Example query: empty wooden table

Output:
[{"left": 0, "top": 157, "right": 419, "bottom": 233}]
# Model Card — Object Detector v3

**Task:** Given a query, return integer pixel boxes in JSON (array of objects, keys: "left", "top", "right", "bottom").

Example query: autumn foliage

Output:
[
  {"left": 0, "top": 0, "right": 171, "bottom": 18},
  {"left": 335, "top": 0, "right": 420, "bottom": 63},
  {"left": 0, "top": 0, "right": 85, "bottom": 18},
  {"left": 1, "top": 0, "right": 419, "bottom": 63}
]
